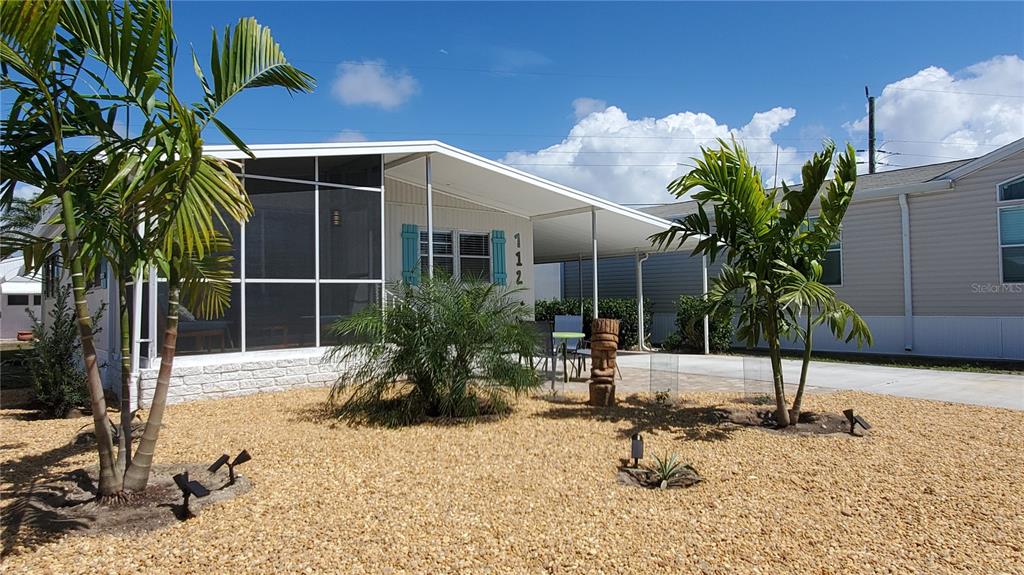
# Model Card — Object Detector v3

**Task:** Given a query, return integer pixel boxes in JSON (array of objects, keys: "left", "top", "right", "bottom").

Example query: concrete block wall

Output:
[{"left": 137, "top": 350, "right": 348, "bottom": 407}]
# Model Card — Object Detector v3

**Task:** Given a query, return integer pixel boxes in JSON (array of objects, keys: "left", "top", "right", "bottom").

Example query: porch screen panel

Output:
[
  {"left": 318, "top": 154, "right": 382, "bottom": 188},
  {"left": 245, "top": 283, "right": 316, "bottom": 350},
  {"left": 320, "top": 187, "right": 382, "bottom": 280},
  {"left": 245, "top": 178, "right": 315, "bottom": 279},
  {"left": 320, "top": 284, "right": 382, "bottom": 345},
  {"left": 147, "top": 283, "right": 242, "bottom": 356}
]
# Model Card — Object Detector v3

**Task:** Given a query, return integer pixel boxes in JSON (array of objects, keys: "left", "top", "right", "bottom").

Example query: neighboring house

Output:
[
  {"left": 561, "top": 138, "right": 1024, "bottom": 360},
  {"left": 0, "top": 254, "right": 42, "bottom": 340},
  {"left": 39, "top": 140, "right": 672, "bottom": 406}
]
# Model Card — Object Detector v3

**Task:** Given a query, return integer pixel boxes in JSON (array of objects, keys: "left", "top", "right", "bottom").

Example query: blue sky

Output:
[{"left": 168, "top": 1, "right": 1023, "bottom": 204}]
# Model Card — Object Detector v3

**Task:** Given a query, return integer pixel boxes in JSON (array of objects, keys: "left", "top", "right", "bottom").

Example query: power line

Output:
[
  {"left": 295, "top": 58, "right": 1024, "bottom": 99},
  {"left": 229, "top": 125, "right": 1009, "bottom": 148}
]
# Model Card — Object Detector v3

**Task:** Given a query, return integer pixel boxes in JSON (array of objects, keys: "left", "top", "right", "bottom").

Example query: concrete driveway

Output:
[{"left": 576, "top": 353, "right": 1024, "bottom": 410}]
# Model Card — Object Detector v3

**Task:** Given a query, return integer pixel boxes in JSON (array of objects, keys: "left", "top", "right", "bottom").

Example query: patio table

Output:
[{"left": 552, "top": 331, "right": 586, "bottom": 383}]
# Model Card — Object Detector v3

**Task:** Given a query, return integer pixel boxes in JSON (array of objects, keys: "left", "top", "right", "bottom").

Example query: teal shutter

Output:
[
  {"left": 401, "top": 224, "right": 420, "bottom": 285},
  {"left": 491, "top": 230, "right": 507, "bottom": 286}
]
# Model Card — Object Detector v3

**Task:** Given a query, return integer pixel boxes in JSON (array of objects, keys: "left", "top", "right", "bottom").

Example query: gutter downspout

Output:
[
  {"left": 635, "top": 250, "right": 649, "bottom": 351},
  {"left": 702, "top": 254, "right": 710, "bottom": 355},
  {"left": 898, "top": 193, "right": 914, "bottom": 352}
]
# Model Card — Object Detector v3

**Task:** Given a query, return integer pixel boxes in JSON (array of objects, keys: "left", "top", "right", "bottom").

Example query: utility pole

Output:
[{"left": 865, "top": 86, "right": 876, "bottom": 174}]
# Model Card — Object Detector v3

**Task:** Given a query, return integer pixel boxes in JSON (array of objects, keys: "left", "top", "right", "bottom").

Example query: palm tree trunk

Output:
[
  {"left": 790, "top": 306, "right": 813, "bottom": 423},
  {"left": 764, "top": 304, "right": 791, "bottom": 427},
  {"left": 116, "top": 275, "right": 133, "bottom": 474},
  {"left": 123, "top": 272, "right": 179, "bottom": 492},
  {"left": 59, "top": 196, "right": 122, "bottom": 496}
]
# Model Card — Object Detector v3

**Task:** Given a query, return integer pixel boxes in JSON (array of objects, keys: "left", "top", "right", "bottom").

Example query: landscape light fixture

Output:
[
  {"left": 843, "top": 409, "right": 872, "bottom": 435},
  {"left": 173, "top": 471, "right": 210, "bottom": 518},
  {"left": 209, "top": 449, "right": 252, "bottom": 485},
  {"left": 630, "top": 433, "right": 644, "bottom": 467}
]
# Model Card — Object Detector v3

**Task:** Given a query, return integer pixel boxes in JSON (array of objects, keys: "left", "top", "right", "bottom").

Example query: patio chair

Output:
[
  {"left": 554, "top": 315, "right": 587, "bottom": 379},
  {"left": 526, "top": 320, "right": 555, "bottom": 373}
]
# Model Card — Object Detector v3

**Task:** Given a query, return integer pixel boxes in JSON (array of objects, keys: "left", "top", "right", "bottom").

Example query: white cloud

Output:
[
  {"left": 847, "top": 55, "right": 1024, "bottom": 171},
  {"left": 572, "top": 97, "right": 607, "bottom": 121},
  {"left": 501, "top": 104, "right": 802, "bottom": 205},
  {"left": 331, "top": 60, "right": 418, "bottom": 109},
  {"left": 329, "top": 129, "right": 368, "bottom": 143}
]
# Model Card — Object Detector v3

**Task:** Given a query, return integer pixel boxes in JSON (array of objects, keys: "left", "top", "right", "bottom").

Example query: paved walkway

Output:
[{"left": 550, "top": 353, "right": 1024, "bottom": 410}]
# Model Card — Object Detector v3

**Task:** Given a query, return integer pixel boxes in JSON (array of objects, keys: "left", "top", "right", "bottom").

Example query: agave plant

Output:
[
  {"left": 645, "top": 452, "right": 699, "bottom": 489},
  {"left": 326, "top": 276, "right": 541, "bottom": 426}
]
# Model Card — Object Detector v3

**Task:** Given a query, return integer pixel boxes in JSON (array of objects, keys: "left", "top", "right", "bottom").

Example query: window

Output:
[
  {"left": 7, "top": 294, "right": 29, "bottom": 306},
  {"left": 999, "top": 206, "right": 1024, "bottom": 283},
  {"left": 33, "top": 295, "right": 41, "bottom": 306},
  {"left": 420, "top": 230, "right": 491, "bottom": 282},
  {"left": 998, "top": 175, "right": 1024, "bottom": 202},
  {"left": 320, "top": 283, "right": 381, "bottom": 345},
  {"left": 43, "top": 254, "right": 60, "bottom": 297},
  {"left": 802, "top": 217, "right": 842, "bottom": 285}
]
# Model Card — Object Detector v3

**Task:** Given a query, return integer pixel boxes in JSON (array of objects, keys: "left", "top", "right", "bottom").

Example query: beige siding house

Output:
[{"left": 567, "top": 138, "right": 1024, "bottom": 360}]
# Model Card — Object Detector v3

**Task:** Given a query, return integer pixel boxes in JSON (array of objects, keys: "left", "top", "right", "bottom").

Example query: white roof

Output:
[
  {"left": 0, "top": 255, "right": 41, "bottom": 294},
  {"left": 205, "top": 140, "right": 682, "bottom": 263}
]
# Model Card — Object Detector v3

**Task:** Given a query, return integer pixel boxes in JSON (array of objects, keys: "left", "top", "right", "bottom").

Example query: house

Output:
[
  {"left": 558, "top": 137, "right": 1024, "bottom": 360},
  {"left": 0, "top": 254, "right": 42, "bottom": 340},
  {"left": 38, "top": 140, "right": 675, "bottom": 406}
]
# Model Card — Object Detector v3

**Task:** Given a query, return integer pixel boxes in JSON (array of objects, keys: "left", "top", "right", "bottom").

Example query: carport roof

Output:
[{"left": 205, "top": 140, "right": 683, "bottom": 263}]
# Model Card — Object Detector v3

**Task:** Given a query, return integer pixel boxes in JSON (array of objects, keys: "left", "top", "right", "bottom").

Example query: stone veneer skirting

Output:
[{"left": 136, "top": 348, "right": 349, "bottom": 408}]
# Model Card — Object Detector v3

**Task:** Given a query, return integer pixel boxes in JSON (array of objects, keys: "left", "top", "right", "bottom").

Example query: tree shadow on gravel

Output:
[
  {"left": 2, "top": 441, "right": 94, "bottom": 557},
  {"left": 533, "top": 394, "right": 737, "bottom": 443}
]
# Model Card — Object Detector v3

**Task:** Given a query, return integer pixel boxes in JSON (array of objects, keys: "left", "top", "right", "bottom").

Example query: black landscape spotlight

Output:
[
  {"left": 843, "top": 409, "right": 872, "bottom": 436},
  {"left": 172, "top": 470, "right": 210, "bottom": 518},
  {"left": 209, "top": 449, "right": 252, "bottom": 485},
  {"left": 630, "top": 433, "right": 644, "bottom": 467}
]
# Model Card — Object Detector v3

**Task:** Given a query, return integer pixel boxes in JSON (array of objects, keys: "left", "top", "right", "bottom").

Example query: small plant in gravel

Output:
[
  {"left": 654, "top": 390, "right": 671, "bottom": 406},
  {"left": 646, "top": 453, "right": 696, "bottom": 489},
  {"left": 326, "top": 276, "right": 541, "bottom": 426},
  {"left": 619, "top": 451, "right": 702, "bottom": 490},
  {"left": 27, "top": 285, "right": 105, "bottom": 418}
]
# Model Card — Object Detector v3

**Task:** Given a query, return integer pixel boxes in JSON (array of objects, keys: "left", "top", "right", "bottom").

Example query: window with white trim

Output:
[
  {"left": 999, "top": 205, "right": 1024, "bottom": 283},
  {"left": 998, "top": 175, "right": 1024, "bottom": 202},
  {"left": 420, "top": 230, "right": 491, "bottom": 282},
  {"left": 803, "top": 217, "right": 842, "bottom": 285}
]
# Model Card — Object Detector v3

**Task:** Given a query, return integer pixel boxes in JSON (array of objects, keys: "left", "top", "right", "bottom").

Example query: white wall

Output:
[
  {"left": 384, "top": 177, "right": 536, "bottom": 308},
  {"left": 1, "top": 293, "right": 40, "bottom": 339}
]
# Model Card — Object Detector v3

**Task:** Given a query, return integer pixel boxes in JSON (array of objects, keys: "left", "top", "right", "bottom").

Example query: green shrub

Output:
[
  {"left": 326, "top": 276, "right": 540, "bottom": 426},
  {"left": 26, "top": 285, "right": 105, "bottom": 418},
  {"left": 534, "top": 298, "right": 651, "bottom": 349},
  {"left": 673, "top": 295, "right": 733, "bottom": 353}
]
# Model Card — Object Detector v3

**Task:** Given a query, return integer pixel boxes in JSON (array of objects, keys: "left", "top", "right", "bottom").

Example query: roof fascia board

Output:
[
  {"left": 935, "top": 138, "right": 1024, "bottom": 182},
  {"left": 854, "top": 179, "right": 954, "bottom": 202}
]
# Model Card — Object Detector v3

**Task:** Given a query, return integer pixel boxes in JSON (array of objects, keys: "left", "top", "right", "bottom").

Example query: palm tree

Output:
[
  {"left": 651, "top": 140, "right": 871, "bottom": 427},
  {"left": 2, "top": 0, "right": 313, "bottom": 497}
]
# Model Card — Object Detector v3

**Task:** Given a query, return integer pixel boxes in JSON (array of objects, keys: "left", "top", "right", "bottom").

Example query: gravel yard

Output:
[{"left": 3, "top": 388, "right": 1022, "bottom": 574}]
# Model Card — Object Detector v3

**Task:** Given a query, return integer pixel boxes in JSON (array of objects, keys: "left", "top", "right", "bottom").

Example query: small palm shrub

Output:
[
  {"left": 325, "top": 276, "right": 540, "bottom": 426},
  {"left": 27, "top": 285, "right": 105, "bottom": 418}
]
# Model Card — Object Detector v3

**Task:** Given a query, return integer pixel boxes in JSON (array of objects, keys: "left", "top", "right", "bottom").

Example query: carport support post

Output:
[
  {"left": 426, "top": 154, "right": 434, "bottom": 279},
  {"left": 702, "top": 254, "right": 710, "bottom": 355},
  {"left": 635, "top": 250, "right": 648, "bottom": 351},
  {"left": 591, "top": 207, "right": 598, "bottom": 319}
]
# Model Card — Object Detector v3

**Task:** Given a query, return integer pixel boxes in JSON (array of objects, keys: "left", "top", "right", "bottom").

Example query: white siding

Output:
[
  {"left": 910, "top": 151, "right": 1024, "bottom": 316},
  {"left": 383, "top": 177, "right": 535, "bottom": 308}
]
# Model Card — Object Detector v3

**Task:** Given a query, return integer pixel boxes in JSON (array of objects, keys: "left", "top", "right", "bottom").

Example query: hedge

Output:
[
  {"left": 534, "top": 298, "right": 652, "bottom": 349},
  {"left": 662, "top": 294, "right": 734, "bottom": 353}
]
